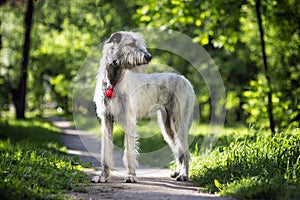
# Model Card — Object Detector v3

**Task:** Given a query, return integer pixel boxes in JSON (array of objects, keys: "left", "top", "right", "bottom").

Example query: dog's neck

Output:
[{"left": 106, "top": 64, "right": 125, "bottom": 86}]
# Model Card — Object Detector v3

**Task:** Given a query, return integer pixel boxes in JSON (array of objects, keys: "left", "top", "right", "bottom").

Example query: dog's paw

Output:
[
  {"left": 124, "top": 175, "right": 137, "bottom": 183},
  {"left": 91, "top": 175, "right": 109, "bottom": 183},
  {"left": 91, "top": 176, "right": 100, "bottom": 183},
  {"left": 175, "top": 174, "right": 189, "bottom": 181},
  {"left": 170, "top": 171, "right": 179, "bottom": 178}
]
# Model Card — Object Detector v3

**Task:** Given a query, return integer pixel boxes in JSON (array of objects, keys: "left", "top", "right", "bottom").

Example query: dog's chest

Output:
[{"left": 106, "top": 95, "right": 127, "bottom": 118}]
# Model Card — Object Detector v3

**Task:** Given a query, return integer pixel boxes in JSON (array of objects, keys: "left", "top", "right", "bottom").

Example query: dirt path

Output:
[{"left": 48, "top": 117, "right": 234, "bottom": 200}]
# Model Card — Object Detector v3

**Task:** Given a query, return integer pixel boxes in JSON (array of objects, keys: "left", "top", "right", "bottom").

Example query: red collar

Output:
[{"left": 105, "top": 70, "right": 126, "bottom": 98}]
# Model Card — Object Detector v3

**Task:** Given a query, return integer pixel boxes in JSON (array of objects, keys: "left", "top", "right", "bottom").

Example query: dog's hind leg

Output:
[
  {"left": 171, "top": 116, "right": 191, "bottom": 181},
  {"left": 157, "top": 108, "right": 181, "bottom": 178},
  {"left": 158, "top": 107, "right": 191, "bottom": 181},
  {"left": 123, "top": 119, "right": 138, "bottom": 183},
  {"left": 172, "top": 126, "right": 190, "bottom": 181},
  {"left": 176, "top": 149, "right": 190, "bottom": 181},
  {"left": 173, "top": 104, "right": 193, "bottom": 181}
]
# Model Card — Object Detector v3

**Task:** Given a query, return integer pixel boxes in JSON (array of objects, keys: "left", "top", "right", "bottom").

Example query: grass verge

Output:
[
  {"left": 0, "top": 118, "right": 90, "bottom": 200},
  {"left": 189, "top": 127, "right": 300, "bottom": 200}
]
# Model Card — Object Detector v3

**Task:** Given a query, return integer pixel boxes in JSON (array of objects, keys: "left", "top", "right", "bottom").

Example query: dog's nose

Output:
[{"left": 145, "top": 54, "right": 152, "bottom": 62}]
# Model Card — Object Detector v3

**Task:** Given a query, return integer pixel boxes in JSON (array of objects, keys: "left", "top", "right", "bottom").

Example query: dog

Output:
[{"left": 93, "top": 31, "right": 196, "bottom": 183}]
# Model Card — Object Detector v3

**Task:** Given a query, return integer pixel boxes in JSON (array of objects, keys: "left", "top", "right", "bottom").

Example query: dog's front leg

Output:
[
  {"left": 123, "top": 122, "right": 138, "bottom": 183},
  {"left": 94, "top": 113, "right": 114, "bottom": 183}
]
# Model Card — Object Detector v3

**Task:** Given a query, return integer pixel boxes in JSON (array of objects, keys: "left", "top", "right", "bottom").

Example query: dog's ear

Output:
[{"left": 107, "top": 32, "right": 122, "bottom": 44}]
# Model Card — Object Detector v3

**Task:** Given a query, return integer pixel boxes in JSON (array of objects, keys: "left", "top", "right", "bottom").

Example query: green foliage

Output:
[
  {"left": 190, "top": 127, "right": 300, "bottom": 199},
  {"left": 239, "top": 1, "right": 300, "bottom": 130},
  {"left": 243, "top": 75, "right": 299, "bottom": 130},
  {"left": 133, "top": 0, "right": 257, "bottom": 124},
  {"left": 0, "top": 118, "right": 90, "bottom": 199},
  {"left": 1, "top": 0, "right": 299, "bottom": 130},
  {"left": 1, "top": 0, "right": 138, "bottom": 115},
  {"left": 134, "top": 0, "right": 300, "bottom": 130}
]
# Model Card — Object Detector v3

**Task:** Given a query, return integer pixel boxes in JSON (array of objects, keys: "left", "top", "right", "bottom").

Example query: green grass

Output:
[
  {"left": 189, "top": 127, "right": 300, "bottom": 200},
  {"left": 0, "top": 118, "right": 90, "bottom": 200}
]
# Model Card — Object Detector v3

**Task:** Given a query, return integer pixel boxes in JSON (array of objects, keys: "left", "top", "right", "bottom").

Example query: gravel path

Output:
[{"left": 48, "top": 117, "right": 234, "bottom": 200}]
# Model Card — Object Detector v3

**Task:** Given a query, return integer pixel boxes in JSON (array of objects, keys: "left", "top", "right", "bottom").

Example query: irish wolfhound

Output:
[{"left": 93, "top": 31, "right": 196, "bottom": 183}]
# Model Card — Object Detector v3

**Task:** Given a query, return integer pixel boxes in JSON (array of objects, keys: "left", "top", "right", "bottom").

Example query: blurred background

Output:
[{"left": 0, "top": 0, "right": 299, "bottom": 131}]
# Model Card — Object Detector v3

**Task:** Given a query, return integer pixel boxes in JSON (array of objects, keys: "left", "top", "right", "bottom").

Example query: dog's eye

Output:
[{"left": 127, "top": 43, "right": 135, "bottom": 47}]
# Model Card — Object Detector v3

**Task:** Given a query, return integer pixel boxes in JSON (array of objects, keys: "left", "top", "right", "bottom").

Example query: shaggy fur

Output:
[{"left": 93, "top": 31, "right": 196, "bottom": 183}]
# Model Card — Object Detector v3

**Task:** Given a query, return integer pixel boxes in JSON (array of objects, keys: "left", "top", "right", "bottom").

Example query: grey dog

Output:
[{"left": 93, "top": 31, "right": 196, "bottom": 183}]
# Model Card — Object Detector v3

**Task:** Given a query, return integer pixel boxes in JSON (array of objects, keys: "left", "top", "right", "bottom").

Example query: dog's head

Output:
[{"left": 103, "top": 31, "right": 152, "bottom": 72}]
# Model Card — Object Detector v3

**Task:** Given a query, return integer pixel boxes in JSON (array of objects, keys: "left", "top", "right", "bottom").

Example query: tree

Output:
[
  {"left": 9, "top": 0, "right": 34, "bottom": 119},
  {"left": 255, "top": 0, "right": 275, "bottom": 134}
]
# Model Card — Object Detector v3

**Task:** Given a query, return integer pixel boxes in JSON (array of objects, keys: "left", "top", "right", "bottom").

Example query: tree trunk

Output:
[
  {"left": 12, "top": 0, "right": 34, "bottom": 119},
  {"left": 255, "top": 0, "right": 275, "bottom": 135},
  {"left": 0, "top": 20, "right": 2, "bottom": 50}
]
